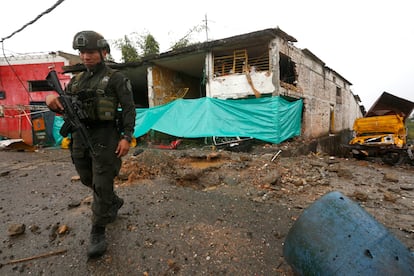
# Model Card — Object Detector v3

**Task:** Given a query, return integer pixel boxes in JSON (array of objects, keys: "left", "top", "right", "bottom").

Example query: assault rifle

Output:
[{"left": 46, "top": 70, "right": 96, "bottom": 155}]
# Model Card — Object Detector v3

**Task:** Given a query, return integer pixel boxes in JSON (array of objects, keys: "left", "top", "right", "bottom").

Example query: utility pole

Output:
[{"left": 204, "top": 14, "right": 209, "bottom": 42}]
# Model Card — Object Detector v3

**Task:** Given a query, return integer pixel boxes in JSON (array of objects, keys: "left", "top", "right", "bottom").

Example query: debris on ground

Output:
[{"left": 0, "top": 138, "right": 413, "bottom": 275}]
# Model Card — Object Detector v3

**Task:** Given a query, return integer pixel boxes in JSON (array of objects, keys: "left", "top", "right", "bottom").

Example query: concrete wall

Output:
[
  {"left": 206, "top": 50, "right": 275, "bottom": 99},
  {"left": 273, "top": 37, "right": 362, "bottom": 139},
  {"left": 295, "top": 60, "right": 362, "bottom": 138},
  {"left": 148, "top": 65, "right": 200, "bottom": 107},
  {"left": 207, "top": 71, "right": 275, "bottom": 99}
]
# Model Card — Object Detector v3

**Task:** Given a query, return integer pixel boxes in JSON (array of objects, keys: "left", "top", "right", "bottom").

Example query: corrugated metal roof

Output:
[{"left": 365, "top": 91, "right": 414, "bottom": 119}]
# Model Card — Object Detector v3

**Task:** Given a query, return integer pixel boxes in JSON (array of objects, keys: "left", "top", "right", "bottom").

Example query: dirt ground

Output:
[{"left": 1, "top": 138, "right": 414, "bottom": 275}]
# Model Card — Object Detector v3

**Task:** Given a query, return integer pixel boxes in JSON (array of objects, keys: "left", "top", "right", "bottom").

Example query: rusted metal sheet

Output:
[{"left": 365, "top": 91, "right": 414, "bottom": 119}]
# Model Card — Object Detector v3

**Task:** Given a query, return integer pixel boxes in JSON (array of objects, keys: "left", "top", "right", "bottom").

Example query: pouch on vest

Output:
[
  {"left": 77, "top": 89, "right": 98, "bottom": 121},
  {"left": 95, "top": 71, "right": 117, "bottom": 120},
  {"left": 96, "top": 96, "right": 116, "bottom": 120}
]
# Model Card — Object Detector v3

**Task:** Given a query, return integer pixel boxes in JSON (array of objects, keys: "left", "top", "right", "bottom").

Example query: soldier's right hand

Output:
[{"left": 46, "top": 94, "right": 64, "bottom": 113}]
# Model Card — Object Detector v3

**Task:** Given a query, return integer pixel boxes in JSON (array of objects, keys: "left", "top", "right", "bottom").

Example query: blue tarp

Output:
[{"left": 53, "top": 96, "right": 303, "bottom": 145}]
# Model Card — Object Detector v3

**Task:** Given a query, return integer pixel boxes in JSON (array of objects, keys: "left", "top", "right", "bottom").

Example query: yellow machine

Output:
[
  {"left": 349, "top": 114, "right": 406, "bottom": 148},
  {"left": 346, "top": 92, "right": 414, "bottom": 165}
]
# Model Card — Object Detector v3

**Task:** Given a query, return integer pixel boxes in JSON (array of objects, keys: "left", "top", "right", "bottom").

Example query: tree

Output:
[
  {"left": 114, "top": 35, "right": 140, "bottom": 63},
  {"left": 139, "top": 33, "right": 159, "bottom": 56},
  {"left": 113, "top": 32, "right": 160, "bottom": 62},
  {"left": 171, "top": 23, "right": 207, "bottom": 50}
]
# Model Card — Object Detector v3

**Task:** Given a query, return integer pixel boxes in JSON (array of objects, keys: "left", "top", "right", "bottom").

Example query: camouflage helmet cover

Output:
[{"left": 72, "top": 31, "right": 110, "bottom": 53}]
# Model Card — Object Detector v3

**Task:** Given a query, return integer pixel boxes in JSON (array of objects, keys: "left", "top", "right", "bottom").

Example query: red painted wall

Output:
[{"left": 0, "top": 62, "right": 70, "bottom": 145}]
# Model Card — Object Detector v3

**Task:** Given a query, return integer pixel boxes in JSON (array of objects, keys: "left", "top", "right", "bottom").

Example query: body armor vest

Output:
[{"left": 69, "top": 69, "right": 118, "bottom": 121}]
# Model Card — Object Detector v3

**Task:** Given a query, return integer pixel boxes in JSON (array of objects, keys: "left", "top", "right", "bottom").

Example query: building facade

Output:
[{"left": 0, "top": 52, "right": 79, "bottom": 145}]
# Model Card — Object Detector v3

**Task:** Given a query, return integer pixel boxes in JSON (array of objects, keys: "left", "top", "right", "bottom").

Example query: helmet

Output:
[{"left": 72, "top": 31, "right": 110, "bottom": 53}]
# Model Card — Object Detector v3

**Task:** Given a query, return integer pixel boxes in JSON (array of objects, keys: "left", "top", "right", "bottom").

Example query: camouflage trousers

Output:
[{"left": 71, "top": 125, "right": 122, "bottom": 226}]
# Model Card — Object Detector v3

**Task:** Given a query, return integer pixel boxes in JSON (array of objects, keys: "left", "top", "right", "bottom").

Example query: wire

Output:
[
  {"left": 0, "top": 0, "right": 66, "bottom": 102},
  {"left": 1, "top": 44, "right": 33, "bottom": 101},
  {"left": 0, "top": 0, "right": 65, "bottom": 43}
]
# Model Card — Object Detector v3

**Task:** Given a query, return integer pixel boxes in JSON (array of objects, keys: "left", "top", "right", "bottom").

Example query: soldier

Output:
[{"left": 45, "top": 30, "right": 136, "bottom": 258}]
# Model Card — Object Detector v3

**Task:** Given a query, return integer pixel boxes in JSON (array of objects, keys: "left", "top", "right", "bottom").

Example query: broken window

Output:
[
  {"left": 336, "top": 87, "right": 342, "bottom": 104},
  {"left": 213, "top": 46, "right": 269, "bottom": 77},
  {"left": 279, "top": 53, "right": 297, "bottom": 85},
  {"left": 330, "top": 104, "right": 335, "bottom": 134},
  {"left": 28, "top": 80, "right": 54, "bottom": 92}
]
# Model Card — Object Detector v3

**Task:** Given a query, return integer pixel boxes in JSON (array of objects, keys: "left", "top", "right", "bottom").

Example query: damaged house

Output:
[{"left": 103, "top": 27, "right": 362, "bottom": 142}]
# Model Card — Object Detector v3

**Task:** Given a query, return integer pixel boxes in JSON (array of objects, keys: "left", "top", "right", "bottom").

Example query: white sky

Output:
[{"left": 1, "top": 0, "right": 413, "bottom": 110}]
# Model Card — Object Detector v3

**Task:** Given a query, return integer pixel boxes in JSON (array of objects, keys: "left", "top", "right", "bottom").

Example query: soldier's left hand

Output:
[{"left": 116, "top": 139, "right": 130, "bottom": 157}]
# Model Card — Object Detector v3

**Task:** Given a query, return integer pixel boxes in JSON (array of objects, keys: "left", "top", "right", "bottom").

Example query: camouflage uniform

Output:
[{"left": 66, "top": 62, "right": 136, "bottom": 226}]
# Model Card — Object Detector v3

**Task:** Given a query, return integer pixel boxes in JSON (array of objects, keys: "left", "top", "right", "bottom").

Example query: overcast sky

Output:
[{"left": 1, "top": 0, "right": 413, "bottom": 110}]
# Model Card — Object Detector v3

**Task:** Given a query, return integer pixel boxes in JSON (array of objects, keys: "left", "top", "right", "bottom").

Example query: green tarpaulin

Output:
[{"left": 53, "top": 96, "right": 303, "bottom": 145}]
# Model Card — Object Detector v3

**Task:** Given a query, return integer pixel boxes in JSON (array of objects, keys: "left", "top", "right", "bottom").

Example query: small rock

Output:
[
  {"left": 400, "top": 184, "right": 414, "bottom": 191},
  {"left": 180, "top": 171, "right": 199, "bottom": 181},
  {"left": 292, "top": 178, "right": 305, "bottom": 187},
  {"left": 223, "top": 176, "right": 238, "bottom": 186},
  {"left": 387, "top": 186, "right": 400, "bottom": 193},
  {"left": 239, "top": 155, "right": 251, "bottom": 162},
  {"left": 327, "top": 157, "right": 340, "bottom": 164},
  {"left": 318, "top": 179, "right": 330, "bottom": 186},
  {"left": 0, "top": 171, "right": 10, "bottom": 177},
  {"left": 206, "top": 152, "right": 220, "bottom": 161},
  {"left": 68, "top": 200, "right": 81, "bottom": 209},
  {"left": 309, "top": 160, "right": 325, "bottom": 167},
  {"left": 70, "top": 175, "right": 81, "bottom": 182},
  {"left": 262, "top": 171, "right": 281, "bottom": 186},
  {"left": 336, "top": 168, "right": 353, "bottom": 179},
  {"left": 58, "top": 224, "right": 69, "bottom": 235},
  {"left": 252, "top": 196, "right": 264, "bottom": 203},
  {"left": 257, "top": 190, "right": 266, "bottom": 197},
  {"left": 29, "top": 224, "right": 41, "bottom": 234},
  {"left": 49, "top": 223, "right": 59, "bottom": 241},
  {"left": 8, "top": 223, "right": 26, "bottom": 236},
  {"left": 117, "top": 172, "right": 129, "bottom": 181},
  {"left": 383, "top": 173, "right": 399, "bottom": 183},
  {"left": 353, "top": 191, "right": 368, "bottom": 201},
  {"left": 383, "top": 192, "right": 397, "bottom": 203}
]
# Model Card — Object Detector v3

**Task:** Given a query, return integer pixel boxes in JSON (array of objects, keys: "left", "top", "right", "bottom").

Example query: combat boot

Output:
[
  {"left": 87, "top": 225, "right": 107, "bottom": 258},
  {"left": 109, "top": 196, "right": 124, "bottom": 223}
]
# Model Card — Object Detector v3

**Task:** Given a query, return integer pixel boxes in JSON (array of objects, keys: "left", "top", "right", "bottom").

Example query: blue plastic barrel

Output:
[{"left": 283, "top": 191, "right": 414, "bottom": 275}]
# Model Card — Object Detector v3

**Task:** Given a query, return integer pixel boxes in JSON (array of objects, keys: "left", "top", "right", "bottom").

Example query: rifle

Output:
[{"left": 46, "top": 70, "right": 96, "bottom": 155}]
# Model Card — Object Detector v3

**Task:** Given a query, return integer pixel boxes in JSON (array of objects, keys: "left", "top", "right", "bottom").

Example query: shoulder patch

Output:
[{"left": 125, "top": 79, "right": 132, "bottom": 92}]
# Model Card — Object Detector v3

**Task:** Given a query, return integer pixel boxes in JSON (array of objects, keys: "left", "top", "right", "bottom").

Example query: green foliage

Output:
[
  {"left": 171, "top": 24, "right": 207, "bottom": 50},
  {"left": 171, "top": 38, "right": 191, "bottom": 50},
  {"left": 114, "top": 35, "right": 140, "bottom": 62},
  {"left": 113, "top": 22, "right": 208, "bottom": 60},
  {"left": 140, "top": 34, "right": 159, "bottom": 56},
  {"left": 113, "top": 32, "right": 160, "bottom": 62}
]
